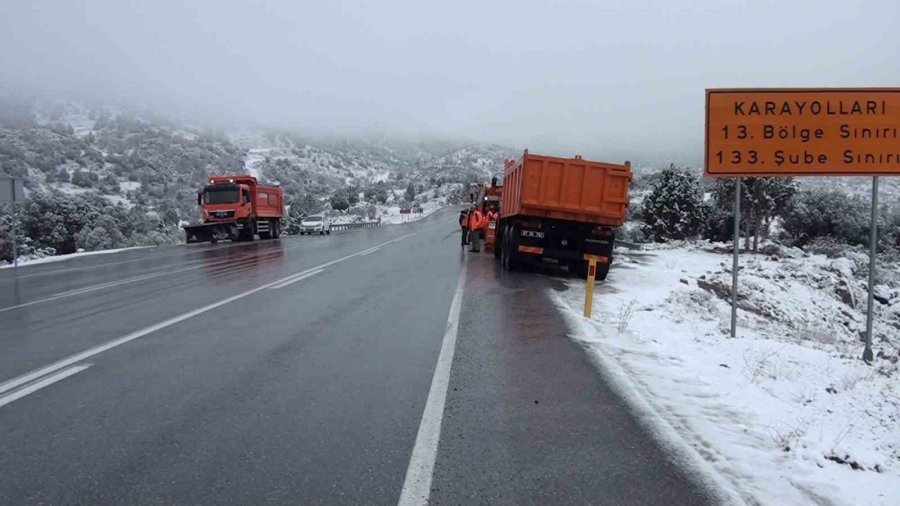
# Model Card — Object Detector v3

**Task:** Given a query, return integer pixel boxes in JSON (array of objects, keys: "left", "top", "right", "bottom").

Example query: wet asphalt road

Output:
[{"left": 0, "top": 208, "right": 716, "bottom": 505}]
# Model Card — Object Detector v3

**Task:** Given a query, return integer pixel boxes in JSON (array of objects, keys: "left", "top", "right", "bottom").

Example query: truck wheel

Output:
[
  {"left": 595, "top": 262, "right": 611, "bottom": 281},
  {"left": 259, "top": 222, "right": 272, "bottom": 240},
  {"left": 493, "top": 226, "right": 502, "bottom": 260},
  {"left": 326, "top": 229, "right": 330, "bottom": 235},
  {"left": 502, "top": 225, "right": 520, "bottom": 271},
  {"left": 272, "top": 221, "right": 281, "bottom": 239},
  {"left": 241, "top": 220, "right": 256, "bottom": 241}
]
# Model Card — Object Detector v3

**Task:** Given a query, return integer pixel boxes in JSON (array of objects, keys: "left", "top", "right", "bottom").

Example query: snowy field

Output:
[{"left": 552, "top": 243, "right": 899, "bottom": 505}]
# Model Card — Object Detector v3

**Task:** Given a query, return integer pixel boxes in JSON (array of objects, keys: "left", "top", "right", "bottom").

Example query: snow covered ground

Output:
[
  {"left": 1, "top": 246, "right": 152, "bottom": 268},
  {"left": 551, "top": 243, "right": 899, "bottom": 505}
]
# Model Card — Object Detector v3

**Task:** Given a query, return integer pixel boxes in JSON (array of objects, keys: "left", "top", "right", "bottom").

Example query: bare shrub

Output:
[
  {"left": 616, "top": 299, "right": 638, "bottom": 335},
  {"left": 770, "top": 418, "right": 812, "bottom": 452}
]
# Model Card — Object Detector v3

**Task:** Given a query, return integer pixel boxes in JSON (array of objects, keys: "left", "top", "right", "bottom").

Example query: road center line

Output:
[
  {"left": 359, "top": 246, "right": 381, "bottom": 256},
  {"left": 0, "top": 233, "right": 418, "bottom": 396},
  {"left": 398, "top": 259, "right": 467, "bottom": 506},
  {"left": 0, "top": 365, "right": 92, "bottom": 409},
  {"left": 269, "top": 269, "right": 324, "bottom": 289}
]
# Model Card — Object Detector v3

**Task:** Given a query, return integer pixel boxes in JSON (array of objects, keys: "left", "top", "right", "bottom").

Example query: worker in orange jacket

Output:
[
  {"left": 458, "top": 209, "right": 469, "bottom": 247},
  {"left": 485, "top": 208, "right": 498, "bottom": 225},
  {"left": 468, "top": 206, "right": 484, "bottom": 252}
]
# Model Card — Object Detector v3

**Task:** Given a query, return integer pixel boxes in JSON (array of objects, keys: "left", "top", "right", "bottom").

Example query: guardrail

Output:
[
  {"left": 330, "top": 221, "right": 381, "bottom": 232},
  {"left": 614, "top": 240, "right": 644, "bottom": 250}
]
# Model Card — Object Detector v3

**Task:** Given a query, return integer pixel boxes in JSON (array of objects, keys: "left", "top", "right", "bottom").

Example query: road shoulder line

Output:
[{"left": 398, "top": 259, "right": 467, "bottom": 506}]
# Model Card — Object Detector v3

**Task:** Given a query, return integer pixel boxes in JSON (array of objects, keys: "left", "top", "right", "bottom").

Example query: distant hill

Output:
[{"left": 0, "top": 97, "right": 518, "bottom": 225}]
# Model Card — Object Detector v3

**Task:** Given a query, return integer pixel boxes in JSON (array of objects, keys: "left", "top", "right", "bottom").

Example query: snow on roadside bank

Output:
[
  {"left": 551, "top": 244, "right": 899, "bottom": 505},
  {"left": 1, "top": 246, "right": 152, "bottom": 269}
]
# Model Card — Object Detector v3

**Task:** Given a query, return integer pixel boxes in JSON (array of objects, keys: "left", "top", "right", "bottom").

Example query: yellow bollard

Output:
[{"left": 584, "top": 255, "right": 598, "bottom": 318}]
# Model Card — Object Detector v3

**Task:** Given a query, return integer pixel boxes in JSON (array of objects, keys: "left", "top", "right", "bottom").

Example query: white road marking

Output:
[
  {"left": 359, "top": 246, "right": 381, "bottom": 256},
  {"left": 269, "top": 269, "right": 324, "bottom": 289},
  {"left": 398, "top": 259, "right": 467, "bottom": 506},
  {"left": 390, "top": 233, "right": 417, "bottom": 244},
  {"left": 0, "top": 364, "right": 91, "bottom": 409},
  {"left": 0, "top": 249, "right": 285, "bottom": 314},
  {"left": 0, "top": 234, "right": 417, "bottom": 396}
]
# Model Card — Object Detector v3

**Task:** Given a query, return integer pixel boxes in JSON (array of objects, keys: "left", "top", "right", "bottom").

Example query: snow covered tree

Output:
[
  {"left": 404, "top": 182, "right": 416, "bottom": 203},
  {"left": 330, "top": 189, "right": 350, "bottom": 212},
  {"left": 781, "top": 189, "right": 870, "bottom": 248},
  {"left": 640, "top": 165, "right": 707, "bottom": 241},
  {"left": 710, "top": 177, "right": 798, "bottom": 251}
]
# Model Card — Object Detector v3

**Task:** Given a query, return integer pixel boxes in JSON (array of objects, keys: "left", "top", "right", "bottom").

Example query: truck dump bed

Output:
[{"left": 501, "top": 151, "right": 631, "bottom": 226}]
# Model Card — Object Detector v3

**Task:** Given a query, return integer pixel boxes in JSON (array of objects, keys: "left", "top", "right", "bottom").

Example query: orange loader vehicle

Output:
[{"left": 471, "top": 178, "right": 503, "bottom": 253}]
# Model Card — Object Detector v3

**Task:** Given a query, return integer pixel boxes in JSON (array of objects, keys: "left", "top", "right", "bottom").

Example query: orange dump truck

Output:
[
  {"left": 495, "top": 150, "right": 631, "bottom": 280},
  {"left": 183, "top": 175, "right": 284, "bottom": 243}
]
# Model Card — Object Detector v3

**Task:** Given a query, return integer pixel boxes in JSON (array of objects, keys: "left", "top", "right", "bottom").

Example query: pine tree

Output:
[
  {"left": 711, "top": 177, "right": 798, "bottom": 251},
  {"left": 640, "top": 165, "right": 707, "bottom": 241}
]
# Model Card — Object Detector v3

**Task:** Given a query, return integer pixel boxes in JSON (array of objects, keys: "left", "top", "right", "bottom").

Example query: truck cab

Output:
[{"left": 199, "top": 182, "right": 252, "bottom": 223}]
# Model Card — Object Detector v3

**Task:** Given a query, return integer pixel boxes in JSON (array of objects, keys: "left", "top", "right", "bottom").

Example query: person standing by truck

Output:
[
  {"left": 468, "top": 205, "right": 484, "bottom": 252},
  {"left": 458, "top": 209, "right": 470, "bottom": 247}
]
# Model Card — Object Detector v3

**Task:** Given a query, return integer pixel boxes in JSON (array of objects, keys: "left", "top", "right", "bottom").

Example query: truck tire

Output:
[
  {"left": 501, "top": 225, "right": 520, "bottom": 271},
  {"left": 272, "top": 221, "right": 281, "bottom": 239},
  {"left": 493, "top": 226, "right": 502, "bottom": 260},
  {"left": 259, "top": 221, "right": 272, "bottom": 240},
  {"left": 595, "top": 262, "right": 611, "bottom": 281},
  {"left": 241, "top": 219, "right": 256, "bottom": 242}
]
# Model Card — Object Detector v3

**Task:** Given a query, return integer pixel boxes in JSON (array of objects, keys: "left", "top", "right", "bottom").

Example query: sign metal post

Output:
[
  {"left": 731, "top": 177, "right": 741, "bottom": 338},
  {"left": 863, "top": 176, "right": 879, "bottom": 363},
  {"left": 1, "top": 175, "right": 24, "bottom": 268}
]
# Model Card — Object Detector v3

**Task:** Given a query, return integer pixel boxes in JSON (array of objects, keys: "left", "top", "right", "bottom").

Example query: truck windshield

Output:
[{"left": 203, "top": 188, "right": 239, "bottom": 204}]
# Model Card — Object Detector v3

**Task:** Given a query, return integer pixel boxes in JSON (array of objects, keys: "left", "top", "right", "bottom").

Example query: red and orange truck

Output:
[
  {"left": 183, "top": 175, "right": 284, "bottom": 243},
  {"left": 494, "top": 150, "right": 631, "bottom": 280}
]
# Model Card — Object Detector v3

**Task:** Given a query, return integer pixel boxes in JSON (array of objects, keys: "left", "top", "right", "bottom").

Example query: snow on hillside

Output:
[{"left": 552, "top": 243, "right": 899, "bottom": 505}]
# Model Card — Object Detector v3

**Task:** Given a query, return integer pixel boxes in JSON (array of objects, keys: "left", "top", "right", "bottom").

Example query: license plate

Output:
[{"left": 521, "top": 230, "right": 544, "bottom": 239}]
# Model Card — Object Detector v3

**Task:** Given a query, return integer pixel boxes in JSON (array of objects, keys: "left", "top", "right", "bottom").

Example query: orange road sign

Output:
[{"left": 705, "top": 88, "right": 900, "bottom": 176}]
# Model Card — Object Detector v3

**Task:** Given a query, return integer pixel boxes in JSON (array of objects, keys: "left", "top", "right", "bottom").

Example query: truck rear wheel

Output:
[
  {"left": 493, "top": 226, "right": 502, "bottom": 260},
  {"left": 272, "top": 221, "right": 281, "bottom": 239},
  {"left": 501, "top": 225, "right": 520, "bottom": 271},
  {"left": 259, "top": 222, "right": 272, "bottom": 240}
]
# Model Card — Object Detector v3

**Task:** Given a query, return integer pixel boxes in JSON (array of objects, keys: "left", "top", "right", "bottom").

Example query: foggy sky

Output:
[{"left": 2, "top": 0, "right": 898, "bottom": 165}]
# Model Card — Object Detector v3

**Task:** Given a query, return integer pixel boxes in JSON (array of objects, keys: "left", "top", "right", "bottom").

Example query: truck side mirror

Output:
[{"left": 197, "top": 192, "right": 202, "bottom": 206}]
